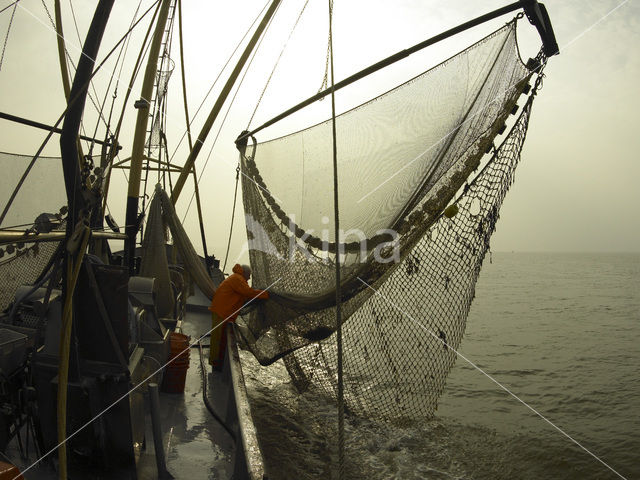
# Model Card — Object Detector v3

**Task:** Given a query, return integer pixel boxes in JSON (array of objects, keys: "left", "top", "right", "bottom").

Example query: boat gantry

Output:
[{"left": 0, "top": 0, "right": 557, "bottom": 478}]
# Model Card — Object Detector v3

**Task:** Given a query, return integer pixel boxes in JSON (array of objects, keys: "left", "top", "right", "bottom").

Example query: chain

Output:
[{"left": 0, "top": 0, "right": 19, "bottom": 72}]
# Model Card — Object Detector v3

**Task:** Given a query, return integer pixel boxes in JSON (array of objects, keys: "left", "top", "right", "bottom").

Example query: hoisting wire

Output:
[
  {"left": 0, "top": 1, "right": 19, "bottom": 16},
  {"left": 246, "top": 0, "right": 311, "bottom": 129},
  {"left": 165, "top": 0, "right": 272, "bottom": 176},
  {"left": 0, "top": 0, "right": 18, "bottom": 72},
  {"left": 65, "top": 0, "right": 113, "bottom": 148},
  {"left": 98, "top": 0, "right": 160, "bottom": 225},
  {"left": 222, "top": 164, "right": 241, "bottom": 273},
  {"left": 0, "top": 0, "right": 161, "bottom": 227},
  {"left": 327, "top": 1, "right": 345, "bottom": 478},
  {"left": 179, "top": 0, "right": 281, "bottom": 224},
  {"left": 39, "top": 0, "right": 113, "bottom": 152},
  {"left": 318, "top": 11, "right": 331, "bottom": 94},
  {"left": 177, "top": 0, "right": 210, "bottom": 266},
  {"left": 101, "top": 1, "right": 145, "bottom": 156},
  {"left": 99, "top": 0, "right": 142, "bottom": 223}
]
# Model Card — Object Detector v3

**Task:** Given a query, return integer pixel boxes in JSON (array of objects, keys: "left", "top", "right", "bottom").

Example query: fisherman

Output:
[{"left": 208, "top": 263, "right": 269, "bottom": 371}]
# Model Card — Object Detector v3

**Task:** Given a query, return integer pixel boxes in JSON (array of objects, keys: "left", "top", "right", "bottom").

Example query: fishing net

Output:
[
  {"left": 149, "top": 186, "right": 217, "bottom": 299},
  {"left": 0, "top": 152, "right": 67, "bottom": 312},
  {"left": 147, "top": 58, "right": 174, "bottom": 153},
  {"left": 284, "top": 97, "right": 534, "bottom": 420},
  {"left": 238, "top": 19, "right": 546, "bottom": 418},
  {"left": 140, "top": 187, "right": 175, "bottom": 317}
]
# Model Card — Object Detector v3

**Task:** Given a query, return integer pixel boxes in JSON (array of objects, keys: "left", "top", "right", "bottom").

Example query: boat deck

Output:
[
  {"left": 4, "top": 290, "right": 263, "bottom": 480},
  {"left": 137, "top": 303, "right": 236, "bottom": 480}
]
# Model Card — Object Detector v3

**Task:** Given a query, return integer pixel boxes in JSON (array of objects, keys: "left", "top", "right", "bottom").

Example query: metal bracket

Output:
[{"left": 520, "top": 1, "right": 559, "bottom": 56}]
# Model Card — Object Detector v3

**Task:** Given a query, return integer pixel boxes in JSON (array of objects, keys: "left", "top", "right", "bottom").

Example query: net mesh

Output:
[
  {"left": 285, "top": 97, "right": 534, "bottom": 420},
  {"left": 156, "top": 187, "right": 217, "bottom": 299},
  {"left": 0, "top": 152, "right": 66, "bottom": 230},
  {"left": 237, "top": 20, "right": 544, "bottom": 418},
  {"left": 0, "top": 152, "right": 67, "bottom": 312},
  {"left": 140, "top": 186, "right": 175, "bottom": 317}
]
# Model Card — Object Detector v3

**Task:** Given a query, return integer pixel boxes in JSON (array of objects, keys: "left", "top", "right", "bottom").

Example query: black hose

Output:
[{"left": 197, "top": 340, "right": 236, "bottom": 443}]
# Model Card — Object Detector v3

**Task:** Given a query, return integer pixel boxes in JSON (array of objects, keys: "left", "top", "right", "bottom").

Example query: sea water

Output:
[{"left": 241, "top": 252, "right": 640, "bottom": 480}]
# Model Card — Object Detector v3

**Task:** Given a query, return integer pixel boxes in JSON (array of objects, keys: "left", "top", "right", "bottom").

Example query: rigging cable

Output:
[
  {"left": 66, "top": 0, "right": 116, "bottom": 149},
  {"left": 0, "top": 0, "right": 161, "bottom": 227},
  {"left": 0, "top": 0, "right": 18, "bottom": 72},
  {"left": 178, "top": 0, "right": 282, "bottom": 223},
  {"left": 327, "top": 1, "right": 345, "bottom": 478},
  {"left": 40, "top": 0, "right": 112, "bottom": 151},
  {"left": 0, "top": 0, "right": 19, "bottom": 16},
  {"left": 101, "top": 1, "right": 161, "bottom": 213},
  {"left": 165, "top": 0, "right": 273, "bottom": 175},
  {"left": 246, "top": 0, "right": 311, "bottom": 128},
  {"left": 97, "top": 1, "right": 145, "bottom": 223},
  {"left": 209, "top": 15, "right": 283, "bottom": 271},
  {"left": 177, "top": 0, "right": 210, "bottom": 266},
  {"left": 221, "top": 165, "right": 241, "bottom": 273}
]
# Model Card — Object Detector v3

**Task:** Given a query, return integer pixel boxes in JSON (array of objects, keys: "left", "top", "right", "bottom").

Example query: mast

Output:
[
  {"left": 58, "top": 3, "right": 115, "bottom": 478},
  {"left": 170, "top": 0, "right": 282, "bottom": 205},
  {"left": 54, "top": 0, "right": 88, "bottom": 176},
  {"left": 123, "top": 0, "right": 172, "bottom": 274},
  {"left": 54, "top": 0, "right": 72, "bottom": 99}
]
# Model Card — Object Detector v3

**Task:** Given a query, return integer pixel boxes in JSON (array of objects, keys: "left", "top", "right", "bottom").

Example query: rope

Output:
[
  {"left": 166, "top": 0, "right": 271, "bottom": 173},
  {"left": 222, "top": 165, "right": 241, "bottom": 273},
  {"left": 246, "top": 0, "right": 310, "bottom": 128},
  {"left": 40, "top": 0, "right": 111, "bottom": 149},
  {"left": 0, "top": 0, "right": 18, "bottom": 72},
  {"left": 179, "top": 0, "right": 280, "bottom": 223},
  {"left": 177, "top": 0, "right": 209, "bottom": 262},
  {"left": 177, "top": 0, "right": 193, "bottom": 151},
  {"left": 0, "top": 1, "right": 19, "bottom": 16},
  {"left": 318, "top": 13, "right": 331, "bottom": 94},
  {"left": 0, "top": 0, "right": 160, "bottom": 228},
  {"left": 327, "top": 1, "right": 345, "bottom": 478},
  {"left": 102, "top": 1, "right": 160, "bottom": 209},
  {"left": 66, "top": 0, "right": 113, "bottom": 149}
]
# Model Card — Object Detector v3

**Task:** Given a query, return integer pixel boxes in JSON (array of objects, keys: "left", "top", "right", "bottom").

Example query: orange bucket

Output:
[
  {"left": 161, "top": 332, "right": 190, "bottom": 393},
  {"left": 0, "top": 461, "right": 23, "bottom": 480}
]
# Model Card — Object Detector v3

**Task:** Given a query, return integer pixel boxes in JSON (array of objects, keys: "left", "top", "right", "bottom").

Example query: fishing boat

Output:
[{"left": 0, "top": 0, "right": 557, "bottom": 478}]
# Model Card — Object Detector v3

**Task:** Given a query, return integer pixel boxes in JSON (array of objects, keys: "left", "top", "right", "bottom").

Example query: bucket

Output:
[
  {"left": 161, "top": 364, "right": 188, "bottom": 393},
  {"left": 0, "top": 461, "right": 24, "bottom": 480},
  {"left": 161, "top": 332, "right": 190, "bottom": 393},
  {"left": 169, "top": 332, "right": 190, "bottom": 359}
]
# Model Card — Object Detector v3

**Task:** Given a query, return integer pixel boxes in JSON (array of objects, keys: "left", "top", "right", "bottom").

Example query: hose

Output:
[{"left": 197, "top": 340, "right": 236, "bottom": 443}]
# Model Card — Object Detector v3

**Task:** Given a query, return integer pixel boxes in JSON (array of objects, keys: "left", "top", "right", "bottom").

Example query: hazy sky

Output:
[{"left": 0, "top": 0, "right": 638, "bottom": 262}]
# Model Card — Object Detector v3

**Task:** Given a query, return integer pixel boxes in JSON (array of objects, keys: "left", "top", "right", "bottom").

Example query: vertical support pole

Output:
[
  {"left": 170, "top": 0, "right": 282, "bottom": 205},
  {"left": 124, "top": 0, "right": 172, "bottom": 274},
  {"left": 327, "top": 1, "right": 345, "bottom": 478},
  {"left": 177, "top": 0, "right": 210, "bottom": 266},
  {"left": 58, "top": 2, "right": 114, "bottom": 477}
]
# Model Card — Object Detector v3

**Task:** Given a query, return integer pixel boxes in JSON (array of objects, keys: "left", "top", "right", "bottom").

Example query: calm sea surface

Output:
[{"left": 242, "top": 252, "right": 640, "bottom": 480}]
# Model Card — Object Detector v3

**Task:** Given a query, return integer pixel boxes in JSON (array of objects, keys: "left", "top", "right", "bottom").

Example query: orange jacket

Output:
[{"left": 209, "top": 264, "right": 269, "bottom": 321}]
